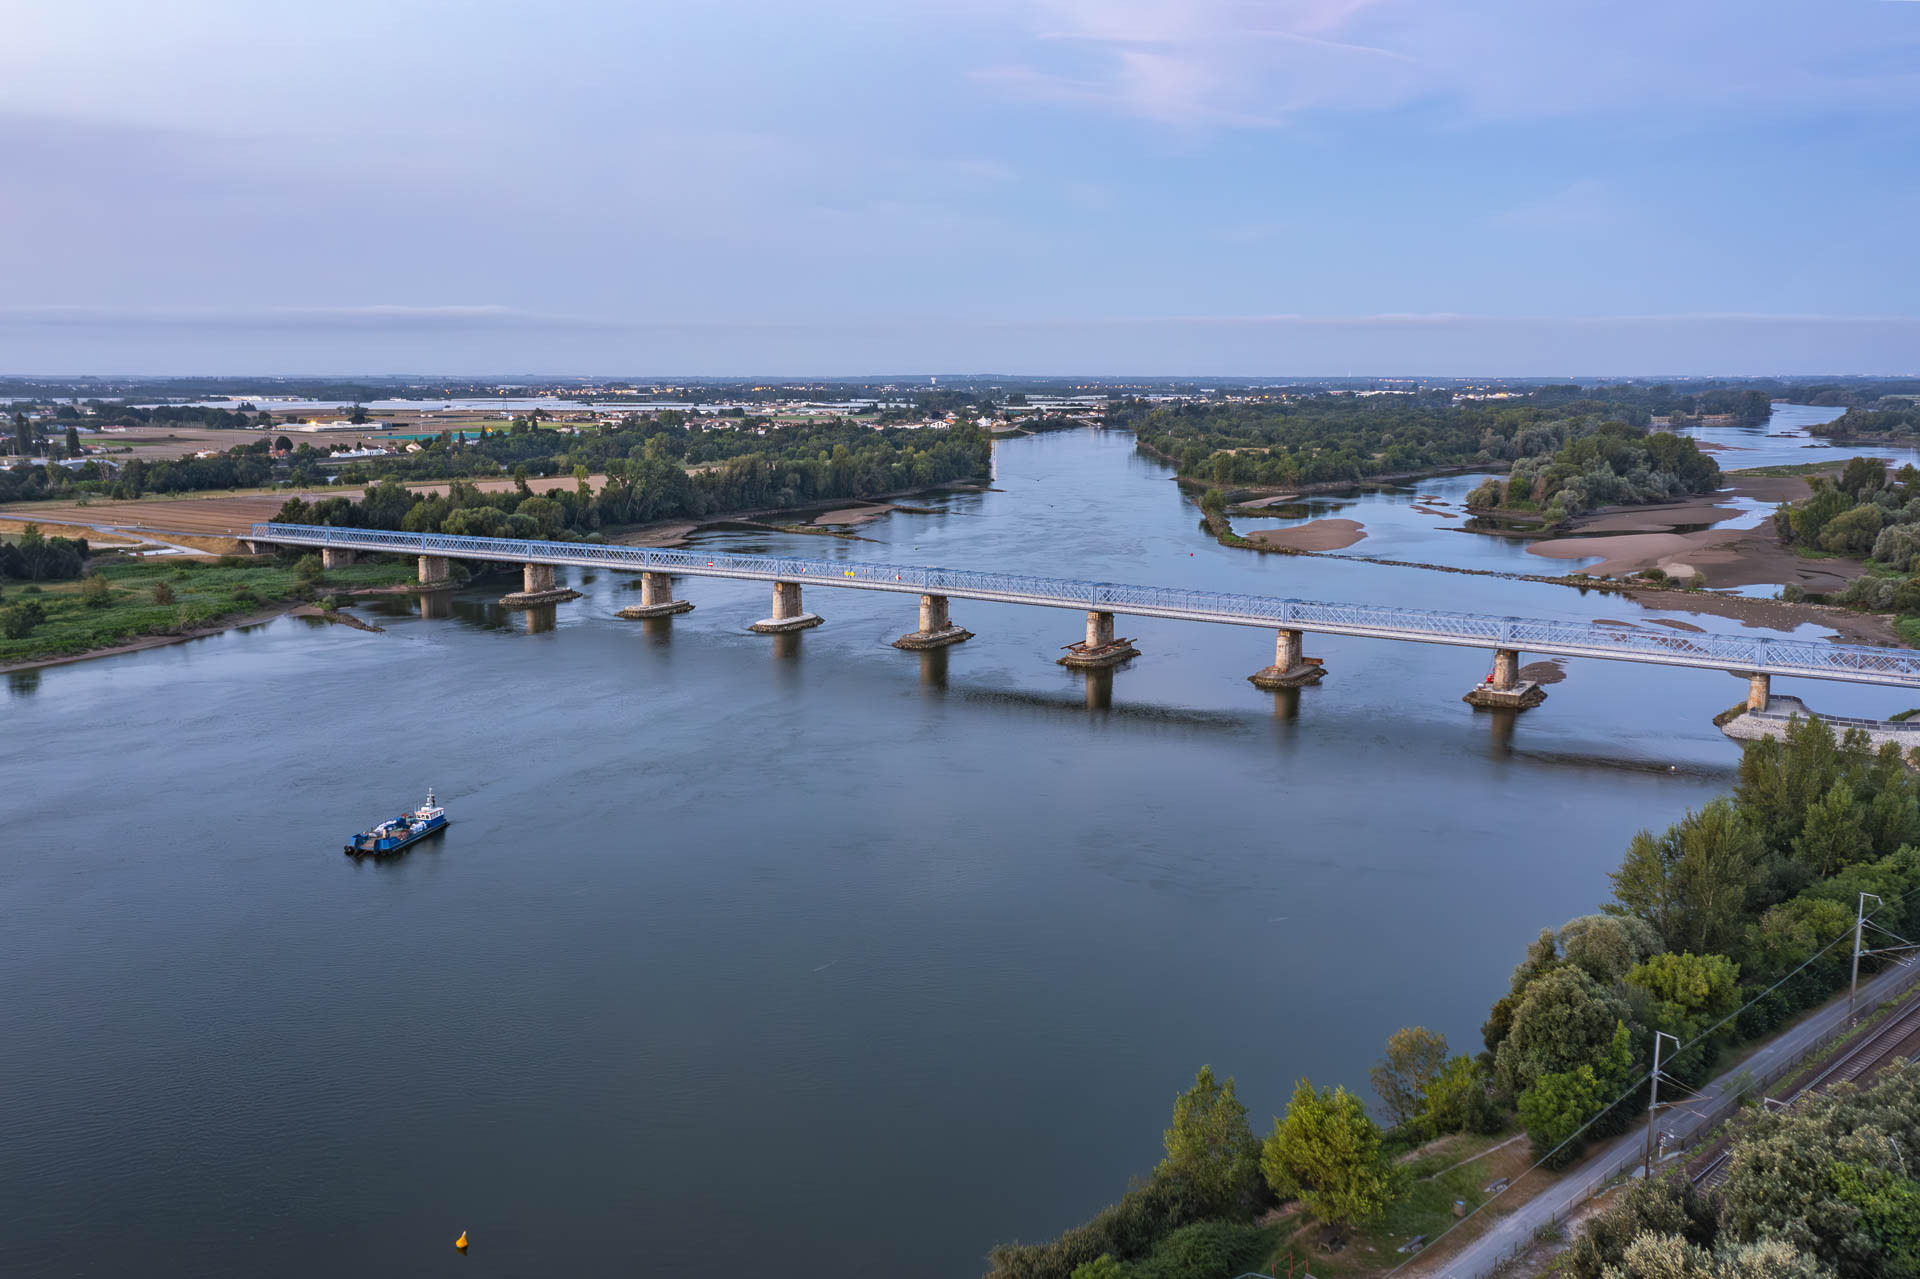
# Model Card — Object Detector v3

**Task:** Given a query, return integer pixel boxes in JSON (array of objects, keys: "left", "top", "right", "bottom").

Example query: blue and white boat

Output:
[{"left": 344, "top": 789, "right": 448, "bottom": 856}]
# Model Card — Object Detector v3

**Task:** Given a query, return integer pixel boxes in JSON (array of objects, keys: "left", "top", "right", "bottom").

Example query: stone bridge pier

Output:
[
  {"left": 893, "top": 593, "right": 972, "bottom": 650},
  {"left": 321, "top": 546, "right": 355, "bottom": 570},
  {"left": 416, "top": 555, "right": 455, "bottom": 588},
  {"left": 1249, "top": 628, "right": 1326, "bottom": 689},
  {"left": 1059, "top": 609, "right": 1139, "bottom": 669},
  {"left": 618, "top": 571, "right": 694, "bottom": 619},
  {"left": 749, "top": 580, "right": 823, "bottom": 633},
  {"left": 1743, "top": 671, "right": 1771, "bottom": 711},
  {"left": 1464, "top": 647, "right": 1547, "bottom": 709},
  {"left": 500, "top": 560, "right": 583, "bottom": 608}
]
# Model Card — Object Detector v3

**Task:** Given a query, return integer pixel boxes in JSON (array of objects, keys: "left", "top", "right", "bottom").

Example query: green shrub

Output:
[
  {"left": 1132, "top": 1221, "right": 1264, "bottom": 1279},
  {"left": 152, "top": 581, "right": 175, "bottom": 605},
  {"left": 294, "top": 553, "right": 323, "bottom": 583},
  {"left": 1, "top": 600, "right": 47, "bottom": 638},
  {"left": 80, "top": 574, "right": 112, "bottom": 608},
  {"left": 318, "top": 595, "right": 340, "bottom": 612}
]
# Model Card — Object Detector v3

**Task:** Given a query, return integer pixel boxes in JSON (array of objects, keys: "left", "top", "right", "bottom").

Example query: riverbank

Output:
[
  {"left": 607, "top": 480, "right": 990, "bottom": 547},
  {"left": 0, "top": 558, "right": 416, "bottom": 673}
]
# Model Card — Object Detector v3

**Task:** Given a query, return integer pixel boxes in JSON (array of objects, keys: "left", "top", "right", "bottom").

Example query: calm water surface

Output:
[{"left": 3, "top": 423, "right": 1905, "bottom": 1277}]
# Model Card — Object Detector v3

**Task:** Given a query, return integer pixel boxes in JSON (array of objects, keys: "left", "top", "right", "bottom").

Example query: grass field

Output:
[
  {"left": 0, "top": 556, "right": 415, "bottom": 665},
  {"left": 1255, "top": 1130, "right": 1537, "bottom": 1279}
]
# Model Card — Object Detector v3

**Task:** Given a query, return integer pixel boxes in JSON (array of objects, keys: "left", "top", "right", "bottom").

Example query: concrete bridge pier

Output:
[
  {"left": 321, "top": 546, "right": 355, "bottom": 570},
  {"left": 1249, "top": 628, "right": 1326, "bottom": 689},
  {"left": 1745, "top": 671, "right": 1771, "bottom": 711},
  {"left": 618, "top": 571, "right": 694, "bottom": 619},
  {"left": 1464, "top": 647, "right": 1547, "bottom": 709},
  {"left": 1059, "top": 609, "right": 1139, "bottom": 668},
  {"left": 893, "top": 593, "right": 973, "bottom": 649},
  {"left": 749, "top": 580, "right": 823, "bottom": 633},
  {"left": 416, "top": 555, "right": 455, "bottom": 589},
  {"left": 500, "top": 560, "right": 583, "bottom": 608}
]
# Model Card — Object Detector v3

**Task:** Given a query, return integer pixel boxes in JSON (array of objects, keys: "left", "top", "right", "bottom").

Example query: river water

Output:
[{"left": 1, "top": 416, "right": 1906, "bottom": 1277}]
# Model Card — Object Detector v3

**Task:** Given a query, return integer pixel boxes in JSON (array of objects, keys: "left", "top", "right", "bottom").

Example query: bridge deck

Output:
[{"left": 252, "top": 522, "right": 1920, "bottom": 689}]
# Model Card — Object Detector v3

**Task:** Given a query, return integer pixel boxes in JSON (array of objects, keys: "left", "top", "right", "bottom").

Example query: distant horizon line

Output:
[{"left": 2, "top": 371, "right": 1916, "bottom": 385}]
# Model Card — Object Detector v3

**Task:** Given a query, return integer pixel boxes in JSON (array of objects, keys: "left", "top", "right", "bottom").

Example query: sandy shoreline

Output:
[
  {"left": 1246, "top": 518, "right": 1366, "bottom": 552},
  {"left": 1521, "top": 469, "right": 1863, "bottom": 596}
]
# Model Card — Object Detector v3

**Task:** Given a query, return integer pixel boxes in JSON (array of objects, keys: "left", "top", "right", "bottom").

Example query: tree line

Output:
[
  {"left": 1116, "top": 388, "right": 1727, "bottom": 491},
  {"left": 1465, "top": 421, "right": 1719, "bottom": 522},
  {"left": 0, "top": 415, "right": 990, "bottom": 510},
  {"left": 268, "top": 429, "right": 990, "bottom": 539},
  {"left": 986, "top": 717, "right": 1920, "bottom": 1278}
]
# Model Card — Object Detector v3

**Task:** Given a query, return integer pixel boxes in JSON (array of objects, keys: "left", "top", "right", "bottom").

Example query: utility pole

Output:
[
  {"left": 1645, "top": 1030, "right": 1680, "bottom": 1178},
  {"left": 1852, "top": 892, "right": 1883, "bottom": 1020}
]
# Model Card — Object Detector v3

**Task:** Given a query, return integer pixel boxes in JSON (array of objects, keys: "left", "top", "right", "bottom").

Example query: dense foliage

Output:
[
  {"left": 1480, "top": 716, "right": 1920, "bottom": 1167},
  {"left": 1570, "top": 1069, "right": 1920, "bottom": 1279},
  {"left": 1770, "top": 461, "right": 1920, "bottom": 624},
  {"left": 267, "top": 427, "right": 986, "bottom": 542},
  {"left": 1465, "top": 423, "right": 1719, "bottom": 522},
  {"left": 1118, "top": 387, "right": 1735, "bottom": 500},
  {"left": 0, "top": 417, "right": 989, "bottom": 512},
  {"left": 0, "top": 524, "right": 89, "bottom": 582},
  {"left": 1811, "top": 401, "right": 1920, "bottom": 439}
]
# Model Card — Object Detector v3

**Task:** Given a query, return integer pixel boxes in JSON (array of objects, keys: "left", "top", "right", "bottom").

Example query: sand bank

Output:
[{"left": 1246, "top": 519, "right": 1366, "bottom": 552}]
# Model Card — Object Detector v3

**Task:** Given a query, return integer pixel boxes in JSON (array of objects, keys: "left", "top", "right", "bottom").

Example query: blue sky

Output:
[{"left": 3, "top": 0, "right": 1917, "bottom": 376}]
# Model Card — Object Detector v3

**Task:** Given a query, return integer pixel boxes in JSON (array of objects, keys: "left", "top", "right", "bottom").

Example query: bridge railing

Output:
[{"left": 250, "top": 522, "right": 1920, "bottom": 687}]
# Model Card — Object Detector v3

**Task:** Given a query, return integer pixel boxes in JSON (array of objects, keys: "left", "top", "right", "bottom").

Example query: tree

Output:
[
  {"left": 64, "top": 424, "right": 81, "bottom": 457},
  {"left": 1841, "top": 456, "right": 1888, "bottom": 499},
  {"left": 80, "top": 574, "right": 111, "bottom": 608},
  {"left": 1370, "top": 1027, "right": 1451, "bottom": 1129},
  {"left": 1495, "top": 966, "right": 1633, "bottom": 1096},
  {"left": 1156, "top": 1066, "right": 1260, "bottom": 1217},
  {"left": 348, "top": 403, "right": 369, "bottom": 425},
  {"left": 1516, "top": 1021, "right": 1635, "bottom": 1164},
  {"left": 1611, "top": 798, "right": 1767, "bottom": 955},
  {"left": 1793, "top": 780, "right": 1869, "bottom": 878},
  {"left": 1820, "top": 505, "right": 1883, "bottom": 556},
  {"left": 1560, "top": 914, "right": 1666, "bottom": 986},
  {"left": 1261, "top": 1079, "right": 1402, "bottom": 1233},
  {"left": 11, "top": 412, "right": 29, "bottom": 456},
  {"left": 1068, "top": 1257, "right": 1125, "bottom": 1279},
  {"left": 1423, "top": 1055, "right": 1500, "bottom": 1136},
  {"left": 1600, "top": 1233, "right": 1837, "bottom": 1279},
  {"left": 1567, "top": 1171, "right": 1720, "bottom": 1279}
]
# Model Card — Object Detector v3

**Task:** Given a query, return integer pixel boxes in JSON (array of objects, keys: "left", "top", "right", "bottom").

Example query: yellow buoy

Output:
[{"left": 455, "top": 1231, "right": 468, "bottom": 1253}]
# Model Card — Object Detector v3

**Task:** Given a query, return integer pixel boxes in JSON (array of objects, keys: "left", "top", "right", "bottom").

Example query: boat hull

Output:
[{"left": 344, "top": 815, "right": 449, "bottom": 857}]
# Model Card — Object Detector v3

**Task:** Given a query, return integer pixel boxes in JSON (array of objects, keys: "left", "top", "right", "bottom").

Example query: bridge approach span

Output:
[{"left": 252, "top": 522, "right": 1920, "bottom": 690}]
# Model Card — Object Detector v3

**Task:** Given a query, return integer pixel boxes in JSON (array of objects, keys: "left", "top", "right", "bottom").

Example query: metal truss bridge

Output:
[{"left": 252, "top": 522, "right": 1920, "bottom": 689}]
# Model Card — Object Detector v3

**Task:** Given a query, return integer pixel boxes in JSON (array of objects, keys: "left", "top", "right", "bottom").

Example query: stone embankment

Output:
[{"left": 1720, "top": 697, "right": 1920, "bottom": 754}]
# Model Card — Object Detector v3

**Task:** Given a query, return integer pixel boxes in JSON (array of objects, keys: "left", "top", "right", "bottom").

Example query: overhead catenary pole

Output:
[
  {"left": 1853, "top": 892, "right": 1884, "bottom": 1020},
  {"left": 1645, "top": 1031, "right": 1680, "bottom": 1178}
]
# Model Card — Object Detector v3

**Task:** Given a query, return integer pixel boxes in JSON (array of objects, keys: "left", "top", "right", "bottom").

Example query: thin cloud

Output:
[{"left": 0, "top": 305, "right": 616, "bottom": 332}]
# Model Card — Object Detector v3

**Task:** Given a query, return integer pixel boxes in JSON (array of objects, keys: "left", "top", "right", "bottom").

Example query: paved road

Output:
[{"left": 1422, "top": 956, "right": 1920, "bottom": 1279}]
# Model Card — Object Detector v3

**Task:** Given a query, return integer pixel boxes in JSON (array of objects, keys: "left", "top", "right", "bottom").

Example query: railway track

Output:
[{"left": 1690, "top": 978, "right": 1920, "bottom": 1189}]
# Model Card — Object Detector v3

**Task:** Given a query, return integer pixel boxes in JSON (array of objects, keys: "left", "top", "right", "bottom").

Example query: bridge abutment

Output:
[
  {"left": 1465, "top": 647, "right": 1546, "bottom": 709},
  {"left": 501, "top": 560, "right": 583, "bottom": 608},
  {"left": 750, "top": 580, "right": 823, "bottom": 633},
  {"left": 619, "top": 570, "right": 694, "bottom": 619},
  {"left": 1249, "top": 628, "right": 1326, "bottom": 689},
  {"left": 894, "top": 593, "right": 972, "bottom": 649},
  {"left": 321, "top": 546, "right": 355, "bottom": 570},
  {"left": 416, "top": 555, "right": 455, "bottom": 589},
  {"left": 1059, "top": 610, "right": 1138, "bottom": 668}
]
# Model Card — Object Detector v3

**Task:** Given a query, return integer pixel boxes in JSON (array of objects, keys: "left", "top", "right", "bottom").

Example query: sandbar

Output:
[{"left": 1246, "top": 519, "right": 1366, "bottom": 552}]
